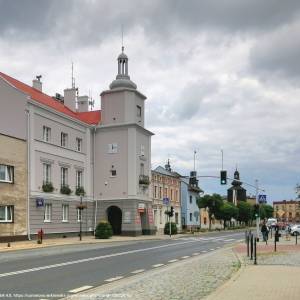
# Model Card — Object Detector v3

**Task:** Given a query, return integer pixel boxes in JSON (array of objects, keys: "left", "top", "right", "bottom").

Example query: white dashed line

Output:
[
  {"left": 104, "top": 276, "right": 124, "bottom": 282},
  {"left": 192, "top": 252, "right": 200, "bottom": 256},
  {"left": 201, "top": 250, "right": 207, "bottom": 253},
  {"left": 168, "top": 259, "right": 179, "bottom": 263},
  {"left": 131, "top": 269, "right": 145, "bottom": 274},
  {"left": 210, "top": 249, "right": 215, "bottom": 251},
  {"left": 181, "top": 256, "right": 190, "bottom": 259},
  {"left": 68, "top": 285, "right": 93, "bottom": 293},
  {"left": 152, "top": 264, "right": 165, "bottom": 268}
]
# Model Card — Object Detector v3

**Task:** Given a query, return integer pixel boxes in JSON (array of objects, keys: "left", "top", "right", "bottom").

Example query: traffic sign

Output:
[
  {"left": 258, "top": 194, "right": 267, "bottom": 204},
  {"left": 163, "top": 197, "right": 169, "bottom": 205}
]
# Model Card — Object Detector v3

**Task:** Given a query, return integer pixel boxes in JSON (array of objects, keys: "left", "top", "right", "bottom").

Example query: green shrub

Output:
[
  {"left": 164, "top": 222, "right": 177, "bottom": 235},
  {"left": 95, "top": 221, "right": 113, "bottom": 239},
  {"left": 60, "top": 185, "right": 72, "bottom": 195},
  {"left": 75, "top": 186, "right": 85, "bottom": 196},
  {"left": 42, "top": 182, "right": 54, "bottom": 193}
]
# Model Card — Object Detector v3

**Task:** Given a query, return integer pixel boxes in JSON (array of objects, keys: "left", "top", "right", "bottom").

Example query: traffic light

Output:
[
  {"left": 170, "top": 206, "right": 174, "bottom": 217},
  {"left": 220, "top": 170, "right": 227, "bottom": 185},
  {"left": 253, "top": 204, "right": 259, "bottom": 217}
]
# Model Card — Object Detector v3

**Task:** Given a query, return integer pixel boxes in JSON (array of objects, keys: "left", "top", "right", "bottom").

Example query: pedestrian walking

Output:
[{"left": 261, "top": 222, "right": 268, "bottom": 244}]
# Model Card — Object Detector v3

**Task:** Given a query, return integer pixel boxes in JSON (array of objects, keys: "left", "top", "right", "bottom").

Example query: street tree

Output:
[
  {"left": 197, "top": 193, "right": 223, "bottom": 230},
  {"left": 261, "top": 204, "right": 274, "bottom": 219},
  {"left": 237, "top": 201, "right": 253, "bottom": 225},
  {"left": 215, "top": 202, "right": 239, "bottom": 229}
]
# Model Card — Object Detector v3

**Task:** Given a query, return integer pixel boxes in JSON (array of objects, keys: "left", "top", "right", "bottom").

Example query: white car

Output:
[{"left": 290, "top": 225, "right": 300, "bottom": 236}]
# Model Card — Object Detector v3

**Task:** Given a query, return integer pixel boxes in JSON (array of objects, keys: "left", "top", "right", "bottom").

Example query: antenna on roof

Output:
[
  {"left": 121, "top": 24, "right": 124, "bottom": 52},
  {"left": 71, "top": 62, "right": 75, "bottom": 88},
  {"left": 36, "top": 75, "right": 42, "bottom": 82},
  {"left": 88, "top": 90, "right": 95, "bottom": 111}
]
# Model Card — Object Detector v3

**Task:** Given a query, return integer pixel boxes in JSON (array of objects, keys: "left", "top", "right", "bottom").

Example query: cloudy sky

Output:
[{"left": 1, "top": 0, "right": 299, "bottom": 202}]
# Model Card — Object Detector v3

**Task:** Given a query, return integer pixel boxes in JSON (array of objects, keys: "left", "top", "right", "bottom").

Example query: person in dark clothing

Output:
[{"left": 261, "top": 222, "right": 268, "bottom": 243}]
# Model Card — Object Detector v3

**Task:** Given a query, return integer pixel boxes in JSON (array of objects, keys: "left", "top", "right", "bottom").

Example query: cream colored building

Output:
[
  {"left": 151, "top": 161, "right": 181, "bottom": 233},
  {"left": 273, "top": 200, "right": 300, "bottom": 223},
  {"left": 0, "top": 134, "right": 27, "bottom": 241}
]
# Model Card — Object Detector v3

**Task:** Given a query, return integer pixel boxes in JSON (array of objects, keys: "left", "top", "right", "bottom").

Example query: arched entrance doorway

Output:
[{"left": 107, "top": 206, "right": 122, "bottom": 235}]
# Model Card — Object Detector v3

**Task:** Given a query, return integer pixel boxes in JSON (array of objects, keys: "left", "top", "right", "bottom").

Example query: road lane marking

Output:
[
  {"left": 0, "top": 240, "right": 202, "bottom": 278},
  {"left": 105, "top": 276, "right": 123, "bottom": 282},
  {"left": 181, "top": 256, "right": 190, "bottom": 259},
  {"left": 192, "top": 253, "right": 199, "bottom": 256},
  {"left": 152, "top": 264, "right": 164, "bottom": 268},
  {"left": 223, "top": 239, "right": 235, "bottom": 242},
  {"left": 168, "top": 259, "right": 178, "bottom": 263},
  {"left": 201, "top": 250, "right": 207, "bottom": 253},
  {"left": 210, "top": 249, "right": 215, "bottom": 251},
  {"left": 131, "top": 269, "right": 145, "bottom": 274},
  {"left": 69, "top": 285, "right": 93, "bottom": 293}
]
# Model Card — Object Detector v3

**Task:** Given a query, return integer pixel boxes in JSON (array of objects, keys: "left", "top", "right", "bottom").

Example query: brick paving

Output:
[{"left": 64, "top": 247, "right": 239, "bottom": 300}]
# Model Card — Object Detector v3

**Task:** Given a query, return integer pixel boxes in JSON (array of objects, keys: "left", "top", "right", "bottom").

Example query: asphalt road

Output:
[{"left": 0, "top": 231, "right": 244, "bottom": 300}]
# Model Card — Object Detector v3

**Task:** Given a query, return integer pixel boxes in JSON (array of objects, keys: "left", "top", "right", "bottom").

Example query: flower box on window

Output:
[
  {"left": 75, "top": 186, "right": 85, "bottom": 196},
  {"left": 139, "top": 175, "right": 150, "bottom": 185},
  {"left": 42, "top": 182, "right": 54, "bottom": 193},
  {"left": 60, "top": 185, "right": 72, "bottom": 195}
]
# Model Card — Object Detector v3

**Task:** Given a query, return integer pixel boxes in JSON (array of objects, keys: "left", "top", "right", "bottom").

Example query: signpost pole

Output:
[{"left": 169, "top": 203, "right": 172, "bottom": 238}]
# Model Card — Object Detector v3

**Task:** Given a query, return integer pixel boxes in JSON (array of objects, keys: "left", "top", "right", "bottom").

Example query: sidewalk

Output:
[{"left": 205, "top": 235, "right": 300, "bottom": 300}]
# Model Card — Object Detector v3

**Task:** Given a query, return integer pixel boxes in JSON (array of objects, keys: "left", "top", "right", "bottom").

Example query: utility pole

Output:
[{"left": 255, "top": 179, "right": 260, "bottom": 240}]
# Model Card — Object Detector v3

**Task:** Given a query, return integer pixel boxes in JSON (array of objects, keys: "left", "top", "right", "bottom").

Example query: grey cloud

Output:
[
  {"left": 249, "top": 21, "right": 300, "bottom": 80},
  {"left": 1, "top": 0, "right": 300, "bottom": 46}
]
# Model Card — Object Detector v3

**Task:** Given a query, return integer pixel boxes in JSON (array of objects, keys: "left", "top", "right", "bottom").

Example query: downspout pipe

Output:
[
  {"left": 25, "top": 107, "right": 31, "bottom": 240},
  {"left": 93, "top": 126, "right": 97, "bottom": 235}
]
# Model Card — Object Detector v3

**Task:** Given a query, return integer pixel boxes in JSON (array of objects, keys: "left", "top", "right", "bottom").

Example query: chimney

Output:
[
  {"left": 32, "top": 75, "right": 42, "bottom": 92},
  {"left": 77, "top": 95, "right": 89, "bottom": 112},
  {"left": 64, "top": 87, "right": 77, "bottom": 111}
]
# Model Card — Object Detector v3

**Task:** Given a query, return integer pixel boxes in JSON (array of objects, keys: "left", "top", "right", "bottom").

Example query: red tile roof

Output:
[{"left": 0, "top": 71, "right": 101, "bottom": 125}]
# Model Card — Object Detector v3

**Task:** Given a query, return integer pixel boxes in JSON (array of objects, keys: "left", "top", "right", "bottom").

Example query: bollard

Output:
[
  {"left": 250, "top": 233, "right": 253, "bottom": 260},
  {"left": 270, "top": 227, "right": 272, "bottom": 239},
  {"left": 296, "top": 233, "right": 298, "bottom": 245},
  {"left": 247, "top": 232, "right": 250, "bottom": 257},
  {"left": 254, "top": 237, "right": 257, "bottom": 265}
]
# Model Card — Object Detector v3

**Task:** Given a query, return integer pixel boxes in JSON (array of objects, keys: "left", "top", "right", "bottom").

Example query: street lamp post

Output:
[{"left": 80, "top": 194, "right": 83, "bottom": 241}]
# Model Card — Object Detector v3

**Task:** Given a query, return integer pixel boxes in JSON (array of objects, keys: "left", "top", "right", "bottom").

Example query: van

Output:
[{"left": 266, "top": 218, "right": 277, "bottom": 227}]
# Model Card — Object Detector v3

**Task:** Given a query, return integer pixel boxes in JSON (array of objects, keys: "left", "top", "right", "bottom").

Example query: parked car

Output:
[
  {"left": 266, "top": 218, "right": 277, "bottom": 227},
  {"left": 290, "top": 225, "right": 300, "bottom": 236}
]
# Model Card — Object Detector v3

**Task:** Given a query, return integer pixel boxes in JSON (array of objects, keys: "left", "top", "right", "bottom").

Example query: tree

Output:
[
  {"left": 261, "top": 204, "right": 274, "bottom": 219},
  {"left": 215, "top": 202, "right": 239, "bottom": 229},
  {"left": 237, "top": 202, "right": 253, "bottom": 225},
  {"left": 197, "top": 193, "right": 223, "bottom": 230}
]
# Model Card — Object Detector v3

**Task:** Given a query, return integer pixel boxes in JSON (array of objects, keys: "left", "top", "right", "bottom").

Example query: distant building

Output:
[
  {"left": 181, "top": 171, "right": 203, "bottom": 230},
  {"left": 151, "top": 161, "right": 181, "bottom": 233},
  {"left": 227, "top": 169, "right": 247, "bottom": 205},
  {"left": 273, "top": 200, "right": 300, "bottom": 223}
]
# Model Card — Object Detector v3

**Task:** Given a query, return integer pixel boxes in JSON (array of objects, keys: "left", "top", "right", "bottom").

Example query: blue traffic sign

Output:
[
  {"left": 163, "top": 197, "right": 170, "bottom": 205},
  {"left": 258, "top": 194, "right": 267, "bottom": 204}
]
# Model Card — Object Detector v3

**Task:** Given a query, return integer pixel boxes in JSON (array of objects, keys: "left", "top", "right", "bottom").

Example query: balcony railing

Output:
[{"left": 139, "top": 175, "right": 150, "bottom": 185}]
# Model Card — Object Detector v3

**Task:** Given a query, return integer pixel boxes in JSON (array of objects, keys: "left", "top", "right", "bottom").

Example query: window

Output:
[
  {"left": 140, "top": 163, "right": 144, "bottom": 175},
  {"left": 77, "top": 208, "right": 82, "bottom": 222},
  {"left": 159, "top": 187, "right": 162, "bottom": 199},
  {"left": 76, "top": 170, "right": 83, "bottom": 188},
  {"left": 170, "top": 189, "right": 173, "bottom": 201},
  {"left": 44, "top": 204, "right": 52, "bottom": 222},
  {"left": 61, "top": 167, "right": 68, "bottom": 186},
  {"left": 0, "top": 206, "right": 13, "bottom": 222},
  {"left": 175, "top": 190, "right": 178, "bottom": 202},
  {"left": 108, "top": 143, "right": 118, "bottom": 154},
  {"left": 175, "top": 212, "right": 179, "bottom": 224},
  {"left": 111, "top": 169, "right": 117, "bottom": 177},
  {"left": 43, "top": 163, "right": 51, "bottom": 183},
  {"left": 62, "top": 204, "right": 69, "bottom": 222},
  {"left": 140, "top": 145, "right": 145, "bottom": 156},
  {"left": 43, "top": 126, "right": 51, "bottom": 142},
  {"left": 61, "top": 132, "right": 68, "bottom": 147},
  {"left": 137, "top": 105, "right": 142, "bottom": 117},
  {"left": 0, "top": 165, "right": 14, "bottom": 183},
  {"left": 76, "top": 138, "right": 82, "bottom": 152},
  {"left": 164, "top": 188, "right": 168, "bottom": 198},
  {"left": 190, "top": 213, "right": 193, "bottom": 222},
  {"left": 154, "top": 186, "right": 157, "bottom": 198},
  {"left": 190, "top": 195, "right": 192, "bottom": 204}
]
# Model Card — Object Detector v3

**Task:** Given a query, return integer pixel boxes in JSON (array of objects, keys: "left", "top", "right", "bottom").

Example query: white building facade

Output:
[{"left": 0, "top": 47, "right": 155, "bottom": 238}]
